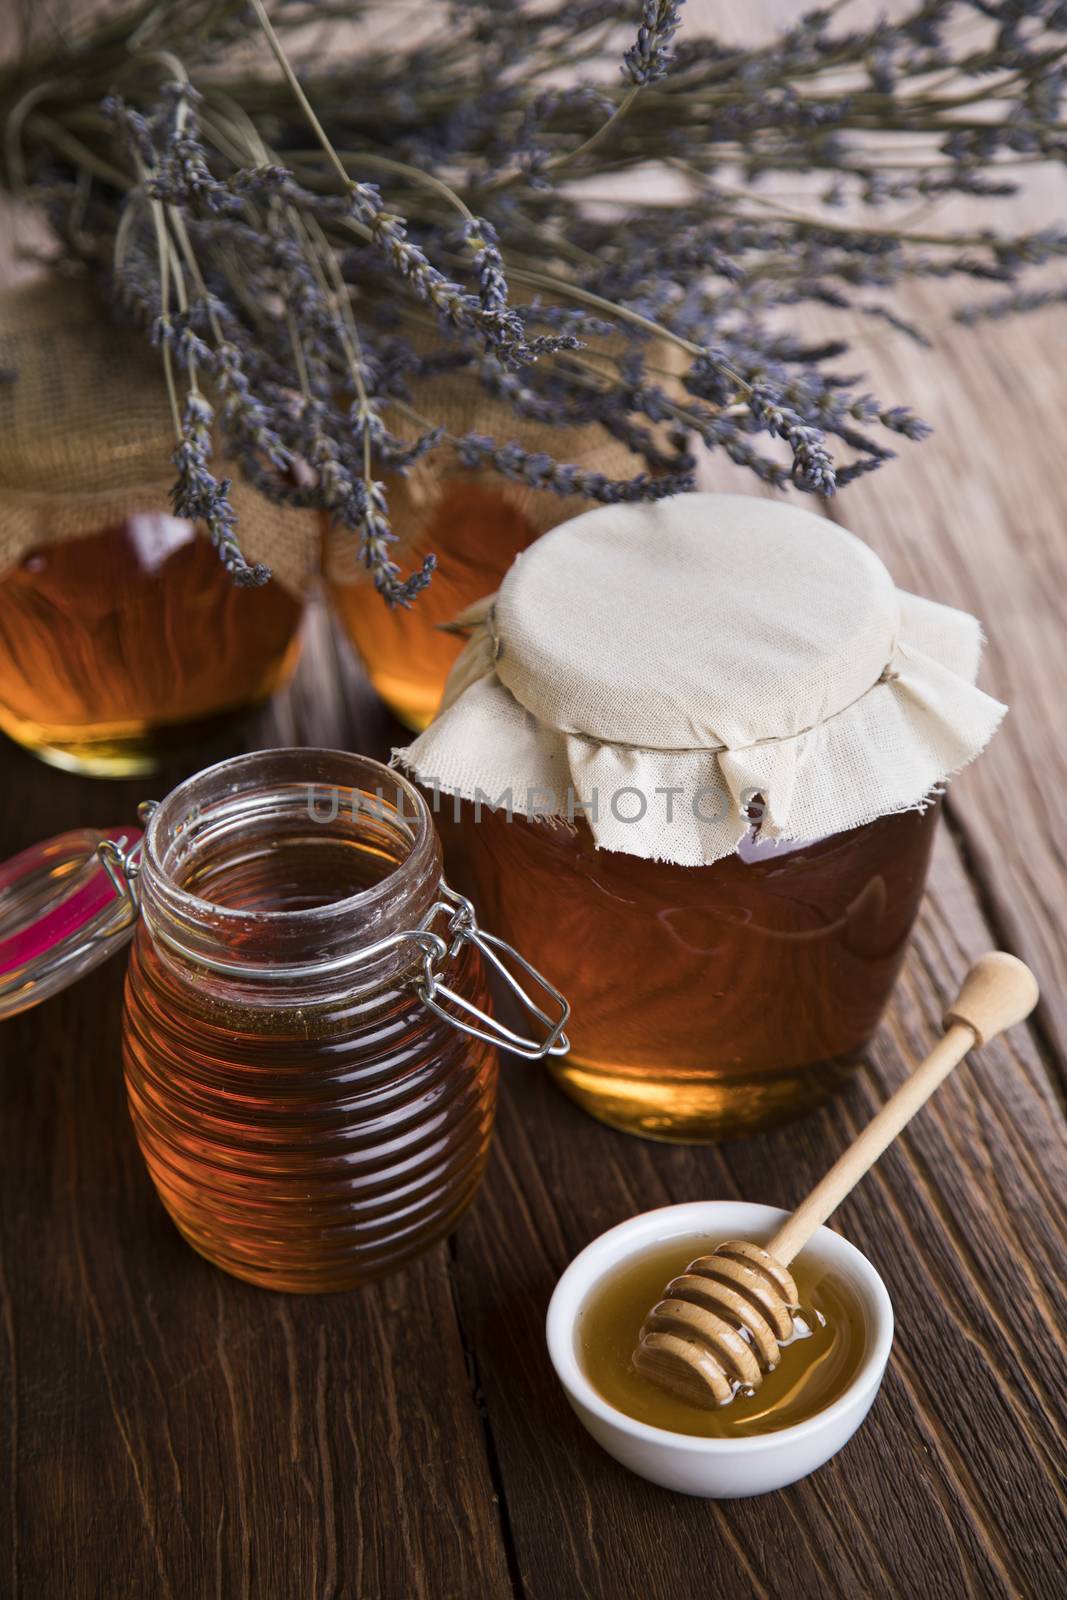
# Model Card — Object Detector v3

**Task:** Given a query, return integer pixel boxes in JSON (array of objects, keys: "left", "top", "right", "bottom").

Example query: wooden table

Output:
[
  {"left": 2, "top": 545, "right": 1066, "bottom": 1599},
  {"left": 2, "top": 19, "right": 1067, "bottom": 1600}
]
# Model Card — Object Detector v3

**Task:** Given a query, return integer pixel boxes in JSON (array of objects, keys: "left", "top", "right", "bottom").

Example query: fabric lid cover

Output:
[{"left": 400, "top": 494, "right": 1006, "bottom": 866}]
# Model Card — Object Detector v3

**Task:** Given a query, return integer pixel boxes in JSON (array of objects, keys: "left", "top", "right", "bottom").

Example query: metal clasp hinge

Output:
[
  {"left": 414, "top": 884, "right": 570, "bottom": 1062},
  {"left": 98, "top": 822, "right": 569, "bottom": 1063},
  {"left": 93, "top": 802, "right": 157, "bottom": 936}
]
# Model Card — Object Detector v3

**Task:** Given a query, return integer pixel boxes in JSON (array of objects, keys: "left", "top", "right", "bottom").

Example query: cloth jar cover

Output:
[
  {"left": 399, "top": 493, "right": 1006, "bottom": 867},
  {"left": 0, "top": 279, "right": 318, "bottom": 595}
]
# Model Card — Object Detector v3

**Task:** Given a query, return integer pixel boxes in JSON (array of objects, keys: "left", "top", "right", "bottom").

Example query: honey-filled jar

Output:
[
  {"left": 401, "top": 494, "right": 1006, "bottom": 1142},
  {"left": 0, "top": 282, "right": 315, "bottom": 775},
  {"left": 0, "top": 749, "right": 568, "bottom": 1289}
]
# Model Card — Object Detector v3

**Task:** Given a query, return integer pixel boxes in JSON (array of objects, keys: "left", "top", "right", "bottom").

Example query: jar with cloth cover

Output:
[
  {"left": 0, "top": 281, "right": 317, "bottom": 775},
  {"left": 399, "top": 494, "right": 1006, "bottom": 1140}
]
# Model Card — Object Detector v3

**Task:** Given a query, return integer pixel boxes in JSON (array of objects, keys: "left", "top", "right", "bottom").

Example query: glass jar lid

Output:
[
  {"left": 0, "top": 825, "right": 143, "bottom": 1020},
  {"left": 400, "top": 493, "right": 1008, "bottom": 866}
]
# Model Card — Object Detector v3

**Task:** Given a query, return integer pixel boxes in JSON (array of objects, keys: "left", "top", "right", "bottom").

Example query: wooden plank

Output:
[
  {"left": 1, "top": 425, "right": 1065, "bottom": 1596},
  {"left": 811, "top": 283, "right": 1067, "bottom": 1098},
  {"left": 4, "top": 0, "right": 1067, "bottom": 1585},
  {"left": 450, "top": 826, "right": 1067, "bottom": 1600},
  {"left": 0, "top": 665, "right": 515, "bottom": 1600},
  {"left": 687, "top": 283, "right": 1067, "bottom": 1099},
  {"left": 665, "top": 1, "right": 1067, "bottom": 1096}
]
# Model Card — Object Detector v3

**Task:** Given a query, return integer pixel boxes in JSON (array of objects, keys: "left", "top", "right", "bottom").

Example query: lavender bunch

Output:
[{"left": 3, "top": 0, "right": 1067, "bottom": 600}]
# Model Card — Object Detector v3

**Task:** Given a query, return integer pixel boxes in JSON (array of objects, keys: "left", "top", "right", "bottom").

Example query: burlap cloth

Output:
[
  {"left": 0, "top": 279, "right": 319, "bottom": 595},
  {"left": 400, "top": 494, "right": 1008, "bottom": 867}
]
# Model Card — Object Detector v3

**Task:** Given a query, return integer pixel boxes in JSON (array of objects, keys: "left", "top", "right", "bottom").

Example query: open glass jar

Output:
[
  {"left": 0, "top": 282, "right": 315, "bottom": 775},
  {"left": 0, "top": 749, "right": 568, "bottom": 1289},
  {"left": 402, "top": 493, "right": 1007, "bottom": 1142}
]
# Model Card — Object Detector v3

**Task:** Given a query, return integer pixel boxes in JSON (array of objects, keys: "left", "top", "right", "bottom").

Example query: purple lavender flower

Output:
[
  {"left": 623, "top": 2, "right": 686, "bottom": 86},
  {"left": 171, "top": 394, "right": 270, "bottom": 586}
]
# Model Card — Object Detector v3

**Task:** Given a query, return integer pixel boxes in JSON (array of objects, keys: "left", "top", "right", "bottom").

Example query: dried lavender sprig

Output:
[
  {"left": 171, "top": 393, "right": 270, "bottom": 585},
  {"left": 623, "top": 1, "right": 686, "bottom": 87},
  {"left": 956, "top": 284, "right": 1067, "bottom": 320},
  {"left": 351, "top": 185, "right": 530, "bottom": 364},
  {"left": 248, "top": 0, "right": 565, "bottom": 368},
  {"left": 745, "top": 384, "right": 837, "bottom": 495},
  {"left": 455, "top": 432, "right": 695, "bottom": 501},
  {"left": 358, "top": 477, "right": 438, "bottom": 606}
]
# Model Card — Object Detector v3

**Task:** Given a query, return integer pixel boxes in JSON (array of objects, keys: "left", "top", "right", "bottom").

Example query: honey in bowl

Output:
[{"left": 577, "top": 1235, "right": 869, "bottom": 1438}]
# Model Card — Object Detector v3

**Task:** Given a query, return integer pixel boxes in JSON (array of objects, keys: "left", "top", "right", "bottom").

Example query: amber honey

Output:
[
  {"left": 450, "top": 799, "right": 940, "bottom": 1140},
  {"left": 579, "top": 1235, "right": 868, "bottom": 1437},
  {"left": 122, "top": 752, "right": 497, "bottom": 1292},
  {"left": 0, "top": 517, "right": 302, "bottom": 775},
  {"left": 328, "top": 480, "right": 535, "bottom": 729}
]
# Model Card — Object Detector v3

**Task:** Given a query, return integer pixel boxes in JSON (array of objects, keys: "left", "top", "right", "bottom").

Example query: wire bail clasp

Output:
[
  {"left": 93, "top": 801, "right": 157, "bottom": 936},
  {"left": 415, "top": 883, "right": 570, "bottom": 1061}
]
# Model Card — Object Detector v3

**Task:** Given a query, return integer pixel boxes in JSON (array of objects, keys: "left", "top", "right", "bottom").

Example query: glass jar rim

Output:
[
  {"left": 141, "top": 746, "right": 435, "bottom": 930},
  {"left": 0, "top": 748, "right": 571, "bottom": 1055}
]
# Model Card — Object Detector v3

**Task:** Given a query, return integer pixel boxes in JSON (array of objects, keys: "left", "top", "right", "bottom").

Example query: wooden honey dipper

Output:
[{"left": 632, "top": 952, "right": 1039, "bottom": 1409}]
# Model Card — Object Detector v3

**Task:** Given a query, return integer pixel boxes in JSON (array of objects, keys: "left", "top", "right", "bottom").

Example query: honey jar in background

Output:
[
  {"left": 324, "top": 360, "right": 646, "bottom": 732},
  {"left": 0, "top": 749, "right": 569, "bottom": 1290},
  {"left": 326, "top": 477, "right": 536, "bottom": 733},
  {"left": 0, "top": 514, "right": 304, "bottom": 775},
  {"left": 0, "top": 281, "right": 315, "bottom": 776},
  {"left": 402, "top": 493, "right": 1007, "bottom": 1141}
]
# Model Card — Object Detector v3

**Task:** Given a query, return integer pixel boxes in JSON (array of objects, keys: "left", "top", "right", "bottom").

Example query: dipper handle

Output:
[{"left": 768, "top": 954, "right": 1038, "bottom": 1267}]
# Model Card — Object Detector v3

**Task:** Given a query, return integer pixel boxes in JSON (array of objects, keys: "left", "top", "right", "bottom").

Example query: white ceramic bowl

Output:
[{"left": 546, "top": 1201, "right": 894, "bottom": 1498}]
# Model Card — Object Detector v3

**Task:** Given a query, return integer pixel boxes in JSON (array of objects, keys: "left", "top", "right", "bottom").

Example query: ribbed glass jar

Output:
[{"left": 123, "top": 749, "right": 497, "bottom": 1291}]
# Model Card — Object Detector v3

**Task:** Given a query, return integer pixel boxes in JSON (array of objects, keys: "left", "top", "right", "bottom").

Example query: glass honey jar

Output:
[
  {"left": 0, "top": 749, "right": 569, "bottom": 1289},
  {"left": 0, "top": 281, "right": 316, "bottom": 776},
  {"left": 438, "top": 798, "right": 941, "bottom": 1139},
  {"left": 402, "top": 493, "right": 1007, "bottom": 1142},
  {"left": 0, "top": 513, "right": 305, "bottom": 776},
  {"left": 326, "top": 476, "right": 537, "bottom": 733}
]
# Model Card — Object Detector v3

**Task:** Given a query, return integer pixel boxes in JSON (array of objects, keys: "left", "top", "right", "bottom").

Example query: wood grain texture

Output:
[
  {"left": 451, "top": 829, "right": 1067, "bottom": 1600},
  {"left": 2, "top": 4, "right": 1067, "bottom": 1594},
  {"left": 687, "top": 278, "right": 1067, "bottom": 1107},
  {"left": 670, "top": 6, "right": 1067, "bottom": 1101},
  {"left": 817, "top": 286, "right": 1067, "bottom": 1103},
  {"left": 7, "top": 612, "right": 1064, "bottom": 1598}
]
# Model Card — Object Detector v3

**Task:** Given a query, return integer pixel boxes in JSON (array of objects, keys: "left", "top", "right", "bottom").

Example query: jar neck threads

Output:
[{"left": 138, "top": 749, "right": 440, "bottom": 994}]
